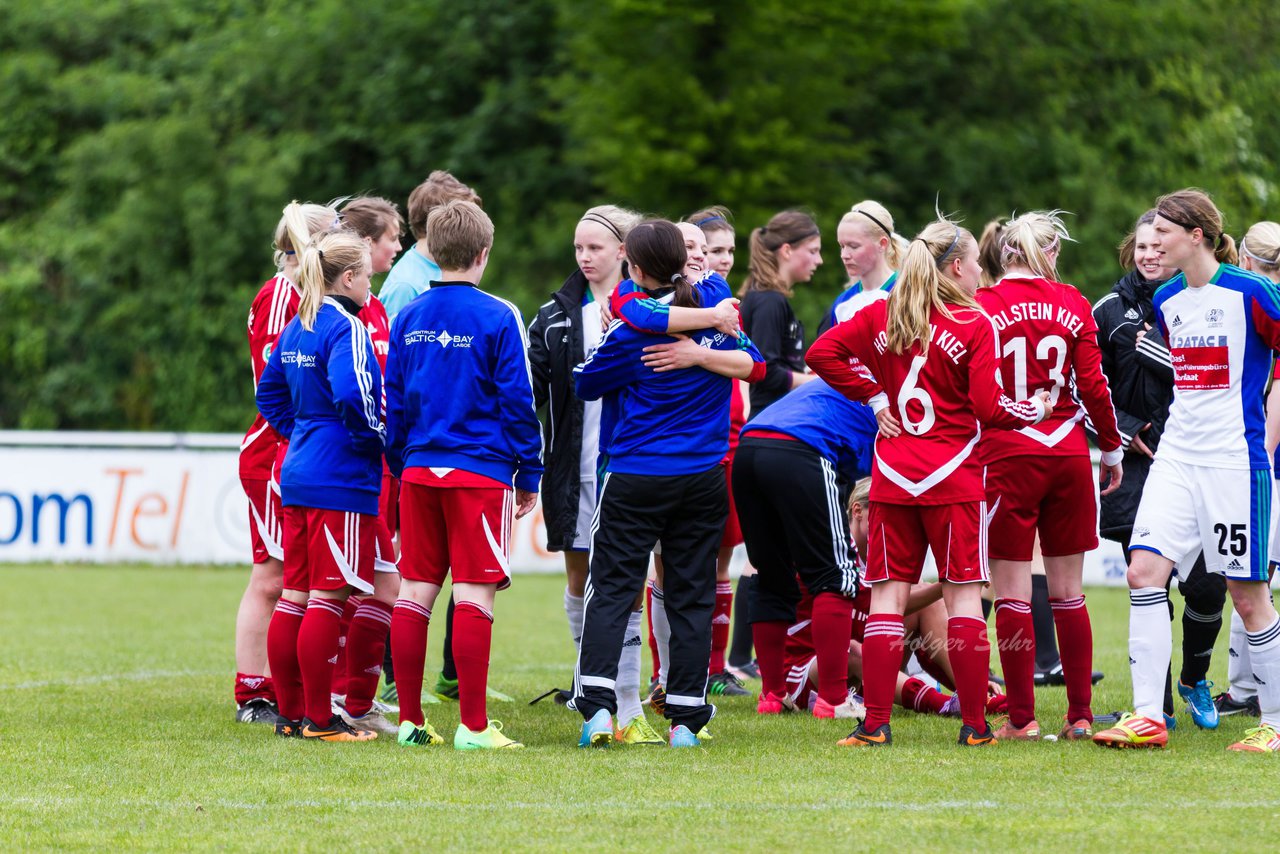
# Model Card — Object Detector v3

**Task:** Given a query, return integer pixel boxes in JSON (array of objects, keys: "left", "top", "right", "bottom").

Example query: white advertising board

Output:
[{"left": 0, "top": 431, "right": 1132, "bottom": 583}]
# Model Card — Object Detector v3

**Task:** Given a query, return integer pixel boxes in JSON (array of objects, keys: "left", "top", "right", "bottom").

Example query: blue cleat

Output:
[
  {"left": 1178, "top": 679, "right": 1220, "bottom": 730},
  {"left": 578, "top": 709, "right": 613, "bottom": 748},
  {"left": 669, "top": 724, "right": 702, "bottom": 748},
  {"left": 1163, "top": 712, "right": 1177, "bottom": 731}
]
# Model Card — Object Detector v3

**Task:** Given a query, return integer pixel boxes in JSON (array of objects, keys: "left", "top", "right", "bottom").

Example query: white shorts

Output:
[
  {"left": 1131, "top": 457, "right": 1271, "bottom": 582},
  {"left": 1270, "top": 489, "right": 1280, "bottom": 568},
  {"left": 572, "top": 478, "right": 597, "bottom": 551}
]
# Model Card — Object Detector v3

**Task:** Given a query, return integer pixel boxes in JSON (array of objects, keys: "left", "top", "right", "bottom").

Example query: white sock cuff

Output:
[
  {"left": 1247, "top": 615, "right": 1280, "bottom": 648},
  {"left": 1130, "top": 587, "right": 1168, "bottom": 607}
]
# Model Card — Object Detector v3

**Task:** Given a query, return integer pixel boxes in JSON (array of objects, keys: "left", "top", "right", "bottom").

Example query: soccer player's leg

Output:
[
  {"left": 391, "top": 480, "right": 447, "bottom": 747},
  {"left": 266, "top": 506, "right": 310, "bottom": 734},
  {"left": 235, "top": 477, "right": 284, "bottom": 723},
  {"left": 1174, "top": 556, "right": 1225, "bottom": 729}
]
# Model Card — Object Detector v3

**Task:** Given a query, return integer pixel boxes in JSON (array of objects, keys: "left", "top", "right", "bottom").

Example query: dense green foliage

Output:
[
  {"left": 1, "top": 0, "right": 1277, "bottom": 430},
  {"left": 1, "top": 567, "right": 1272, "bottom": 850}
]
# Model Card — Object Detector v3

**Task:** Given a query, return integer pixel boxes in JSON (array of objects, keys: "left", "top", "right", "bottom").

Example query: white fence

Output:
[{"left": 0, "top": 431, "right": 1130, "bottom": 583}]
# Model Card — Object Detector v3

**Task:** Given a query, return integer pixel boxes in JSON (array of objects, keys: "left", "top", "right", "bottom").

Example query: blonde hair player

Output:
[{"left": 821, "top": 201, "right": 904, "bottom": 334}]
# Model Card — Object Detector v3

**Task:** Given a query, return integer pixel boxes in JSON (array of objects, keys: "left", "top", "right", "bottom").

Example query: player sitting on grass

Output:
[{"left": 384, "top": 200, "right": 543, "bottom": 751}]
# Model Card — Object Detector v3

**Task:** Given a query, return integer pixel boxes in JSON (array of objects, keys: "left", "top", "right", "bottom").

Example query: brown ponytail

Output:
[{"left": 739, "top": 210, "right": 820, "bottom": 297}]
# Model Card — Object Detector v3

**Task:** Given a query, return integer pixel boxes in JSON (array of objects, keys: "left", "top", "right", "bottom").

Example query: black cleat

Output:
[
  {"left": 236, "top": 697, "right": 278, "bottom": 724},
  {"left": 1213, "top": 691, "right": 1261, "bottom": 717},
  {"left": 838, "top": 722, "right": 891, "bottom": 748},
  {"left": 708, "top": 670, "right": 751, "bottom": 697},
  {"left": 274, "top": 715, "right": 303, "bottom": 738},
  {"left": 958, "top": 723, "right": 997, "bottom": 746}
]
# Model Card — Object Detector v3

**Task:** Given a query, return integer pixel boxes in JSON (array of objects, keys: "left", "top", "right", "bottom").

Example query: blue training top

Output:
[{"left": 740, "top": 378, "right": 878, "bottom": 481}]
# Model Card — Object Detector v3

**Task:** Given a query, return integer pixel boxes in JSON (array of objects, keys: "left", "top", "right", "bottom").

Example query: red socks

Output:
[
  {"left": 862, "top": 614, "right": 905, "bottom": 731},
  {"left": 710, "top": 582, "right": 734, "bottom": 674},
  {"left": 298, "top": 597, "right": 344, "bottom": 724},
  {"left": 1051, "top": 595, "right": 1093, "bottom": 723},
  {"left": 234, "top": 672, "right": 274, "bottom": 706},
  {"left": 453, "top": 601, "right": 494, "bottom": 733},
  {"left": 901, "top": 676, "right": 948, "bottom": 715},
  {"left": 947, "top": 615, "right": 991, "bottom": 732},
  {"left": 342, "top": 599, "right": 394, "bottom": 717},
  {"left": 329, "top": 597, "right": 361, "bottom": 699},
  {"left": 995, "top": 598, "right": 1036, "bottom": 727},
  {"left": 390, "top": 599, "right": 431, "bottom": 727},
  {"left": 266, "top": 599, "right": 306, "bottom": 721},
  {"left": 752, "top": 620, "right": 790, "bottom": 698},
  {"left": 646, "top": 581, "right": 660, "bottom": 682},
  {"left": 812, "top": 592, "right": 854, "bottom": 705}
]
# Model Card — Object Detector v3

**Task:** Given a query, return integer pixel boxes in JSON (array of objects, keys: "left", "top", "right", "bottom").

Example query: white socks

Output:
[
  {"left": 1247, "top": 615, "right": 1280, "bottom": 728},
  {"left": 1228, "top": 609, "right": 1256, "bottom": 700},
  {"left": 651, "top": 583, "right": 671, "bottom": 686},
  {"left": 616, "top": 610, "right": 644, "bottom": 725},
  {"left": 1130, "top": 587, "right": 1173, "bottom": 719},
  {"left": 565, "top": 588, "right": 585, "bottom": 651}
]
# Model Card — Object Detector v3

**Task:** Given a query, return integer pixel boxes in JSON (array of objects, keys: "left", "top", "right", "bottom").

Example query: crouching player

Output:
[
  {"left": 384, "top": 200, "right": 542, "bottom": 751},
  {"left": 256, "top": 226, "right": 385, "bottom": 742}
]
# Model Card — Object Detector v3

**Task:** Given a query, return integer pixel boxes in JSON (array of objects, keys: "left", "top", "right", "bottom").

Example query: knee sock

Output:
[
  {"left": 651, "top": 584, "right": 671, "bottom": 686},
  {"left": 994, "top": 598, "right": 1036, "bottom": 727},
  {"left": 901, "top": 675, "right": 948, "bottom": 715},
  {"left": 1180, "top": 605, "right": 1222, "bottom": 686},
  {"left": 390, "top": 599, "right": 431, "bottom": 726},
  {"left": 862, "top": 614, "right": 906, "bottom": 731},
  {"left": 1050, "top": 595, "right": 1093, "bottom": 724},
  {"left": 751, "top": 620, "right": 790, "bottom": 699},
  {"left": 1129, "top": 588, "right": 1172, "bottom": 720},
  {"left": 329, "top": 597, "right": 360, "bottom": 699},
  {"left": 728, "top": 575, "right": 756, "bottom": 667},
  {"left": 1031, "top": 575, "right": 1060, "bottom": 671},
  {"left": 1248, "top": 615, "right": 1280, "bottom": 728},
  {"left": 266, "top": 599, "right": 306, "bottom": 722},
  {"left": 646, "top": 581, "right": 660, "bottom": 682},
  {"left": 382, "top": 627, "right": 395, "bottom": 686},
  {"left": 947, "top": 615, "right": 992, "bottom": 732},
  {"left": 298, "top": 598, "right": 345, "bottom": 725},
  {"left": 1229, "top": 609, "right": 1257, "bottom": 699},
  {"left": 453, "top": 601, "right": 494, "bottom": 733},
  {"left": 440, "top": 595, "right": 458, "bottom": 682},
  {"left": 564, "top": 587, "right": 585, "bottom": 651},
  {"left": 616, "top": 610, "right": 644, "bottom": 724},
  {"left": 812, "top": 592, "right": 854, "bottom": 705},
  {"left": 235, "top": 672, "right": 275, "bottom": 706},
  {"left": 343, "top": 599, "right": 394, "bottom": 717},
  {"left": 710, "top": 581, "right": 734, "bottom": 674}
]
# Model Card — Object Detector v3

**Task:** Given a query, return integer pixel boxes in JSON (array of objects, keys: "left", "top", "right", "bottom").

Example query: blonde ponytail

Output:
[
  {"left": 1241, "top": 222, "right": 1280, "bottom": 277},
  {"left": 274, "top": 200, "right": 340, "bottom": 270},
  {"left": 886, "top": 219, "right": 978, "bottom": 355},
  {"left": 296, "top": 229, "right": 370, "bottom": 330},
  {"left": 1000, "top": 210, "right": 1073, "bottom": 280}
]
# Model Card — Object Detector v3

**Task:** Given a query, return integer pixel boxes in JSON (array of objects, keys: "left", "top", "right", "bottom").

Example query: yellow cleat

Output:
[
  {"left": 1092, "top": 713, "right": 1167, "bottom": 749},
  {"left": 614, "top": 715, "right": 664, "bottom": 745},
  {"left": 454, "top": 720, "right": 523, "bottom": 750},
  {"left": 1227, "top": 724, "right": 1280, "bottom": 753}
]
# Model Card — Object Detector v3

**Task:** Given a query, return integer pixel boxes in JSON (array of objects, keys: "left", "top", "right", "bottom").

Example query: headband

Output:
[
  {"left": 695, "top": 215, "right": 726, "bottom": 227},
  {"left": 1001, "top": 233, "right": 1060, "bottom": 260},
  {"left": 1241, "top": 236, "right": 1280, "bottom": 266},
  {"left": 1156, "top": 207, "right": 1197, "bottom": 232},
  {"left": 669, "top": 273, "right": 683, "bottom": 284},
  {"left": 935, "top": 227, "right": 962, "bottom": 266},
  {"left": 580, "top": 213, "right": 623, "bottom": 242},
  {"left": 854, "top": 208, "right": 892, "bottom": 238}
]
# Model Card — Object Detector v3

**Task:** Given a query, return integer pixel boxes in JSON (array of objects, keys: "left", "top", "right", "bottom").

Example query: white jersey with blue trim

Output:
[{"left": 1152, "top": 264, "right": 1280, "bottom": 470}]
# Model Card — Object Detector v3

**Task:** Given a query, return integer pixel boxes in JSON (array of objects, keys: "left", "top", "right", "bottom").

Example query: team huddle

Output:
[{"left": 229, "top": 172, "right": 1280, "bottom": 753}]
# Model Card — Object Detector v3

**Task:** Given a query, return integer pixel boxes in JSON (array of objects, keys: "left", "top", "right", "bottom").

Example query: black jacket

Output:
[
  {"left": 1091, "top": 269, "right": 1174, "bottom": 540},
  {"left": 527, "top": 270, "right": 591, "bottom": 552},
  {"left": 740, "top": 289, "right": 805, "bottom": 415}
]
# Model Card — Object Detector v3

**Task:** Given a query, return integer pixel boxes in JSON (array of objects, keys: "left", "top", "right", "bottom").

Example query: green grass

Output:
[{"left": 2, "top": 566, "right": 1278, "bottom": 852}]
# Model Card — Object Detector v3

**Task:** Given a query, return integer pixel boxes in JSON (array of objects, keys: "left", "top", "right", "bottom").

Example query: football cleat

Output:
[
  {"left": 397, "top": 719, "right": 444, "bottom": 747},
  {"left": 300, "top": 715, "right": 377, "bottom": 742},
  {"left": 615, "top": 715, "right": 664, "bottom": 745},
  {"left": 274, "top": 716, "right": 303, "bottom": 738},
  {"left": 337, "top": 704, "right": 399, "bottom": 736},
  {"left": 1213, "top": 691, "right": 1261, "bottom": 717},
  {"left": 434, "top": 675, "right": 460, "bottom": 700},
  {"left": 727, "top": 660, "right": 761, "bottom": 681},
  {"left": 1059, "top": 718, "right": 1093, "bottom": 740},
  {"left": 992, "top": 717, "right": 1041, "bottom": 741},
  {"left": 1177, "top": 679, "right": 1220, "bottom": 730},
  {"left": 1092, "top": 713, "right": 1167, "bottom": 749},
  {"left": 579, "top": 709, "right": 614, "bottom": 749},
  {"left": 1227, "top": 724, "right": 1280, "bottom": 753},
  {"left": 958, "top": 723, "right": 997, "bottom": 747},
  {"left": 838, "top": 722, "right": 891, "bottom": 747},
  {"left": 669, "top": 725, "right": 702, "bottom": 747},
  {"left": 756, "top": 691, "right": 796, "bottom": 715},
  {"left": 370, "top": 696, "right": 400, "bottom": 716},
  {"left": 708, "top": 670, "right": 751, "bottom": 696},
  {"left": 647, "top": 684, "right": 667, "bottom": 717},
  {"left": 455, "top": 720, "right": 523, "bottom": 750},
  {"left": 813, "top": 694, "right": 866, "bottom": 720},
  {"left": 379, "top": 679, "right": 399, "bottom": 704},
  {"left": 235, "top": 697, "right": 278, "bottom": 724},
  {"left": 939, "top": 694, "right": 962, "bottom": 717}
]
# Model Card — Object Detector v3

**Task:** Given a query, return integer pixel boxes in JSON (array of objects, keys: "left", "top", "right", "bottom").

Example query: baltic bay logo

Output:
[
  {"left": 404, "top": 329, "right": 475, "bottom": 348},
  {"left": 281, "top": 350, "right": 316, "bottom": 368}
]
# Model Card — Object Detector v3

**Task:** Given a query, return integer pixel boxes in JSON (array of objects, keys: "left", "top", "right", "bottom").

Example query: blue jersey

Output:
[
  {"left": 826, "top": 272, "right": 897, "bottom": 329},
  {"left": 574, "top": 277, "right": 764, "bottom": 476},
  {"left": 384, "top": 281, "right": 543, "bottom": 492},
  {"left": 255, "top": 297, "right": 385, "bottom": 515},
  {"left": 1152, "top": 264, "right": 1280, "bottom": 470},
  {"left": 740, "top": 378, "right": 877, "bottom": 481}
]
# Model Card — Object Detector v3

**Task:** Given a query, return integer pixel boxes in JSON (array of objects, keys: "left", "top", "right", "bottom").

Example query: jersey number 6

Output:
[{"left": 899, "top": 355, "right": 936, "bottom": 436}]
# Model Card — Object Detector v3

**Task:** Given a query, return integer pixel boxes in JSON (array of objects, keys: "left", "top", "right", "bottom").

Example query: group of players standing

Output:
[{"left": 228, "top": 168, "right": 1280, "bottom": 753}]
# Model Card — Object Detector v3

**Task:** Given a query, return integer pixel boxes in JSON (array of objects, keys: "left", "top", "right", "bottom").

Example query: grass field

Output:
[{"left": 2, "top": 565, "right": 1278, "bottom": 851}]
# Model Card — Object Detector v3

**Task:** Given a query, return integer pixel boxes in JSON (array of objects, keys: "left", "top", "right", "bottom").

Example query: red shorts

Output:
[
  {"left": 720, "top": 459, "right": 743, "bottom": 549},
  {"left": 282, "top": 506, "right": 375, "bottom": 594},
  {"left": 241, "top": 477, "right": 283, "bottom": 564},
  {"left": 379, "top": 471, "right": 400, "bottom": 536},
  {"left": 849, "top": 584, "right": 872, "bottom": 643},
  {"left": 984, "top": 454, "right": 1098, "bottom": 559},
  {"left": 866, "top": 501, "right": 988, "bottom": 585},
  {"left": 398, "top": 480, "right": 512, "bottom": 589}
]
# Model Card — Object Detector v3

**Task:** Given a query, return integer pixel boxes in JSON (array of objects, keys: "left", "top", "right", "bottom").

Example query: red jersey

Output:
[
  {"left": 725, "top": 380, "right": 747, "bottom": 460},
  {"left": 240, "top": 274, "right": 301, "bottom": 479},
  {"left": 976, "top": 277, "right": 1122, "bottom": 464},
  {"left": 807, "top": 299, "right": 1046, "bottom": 505}
]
